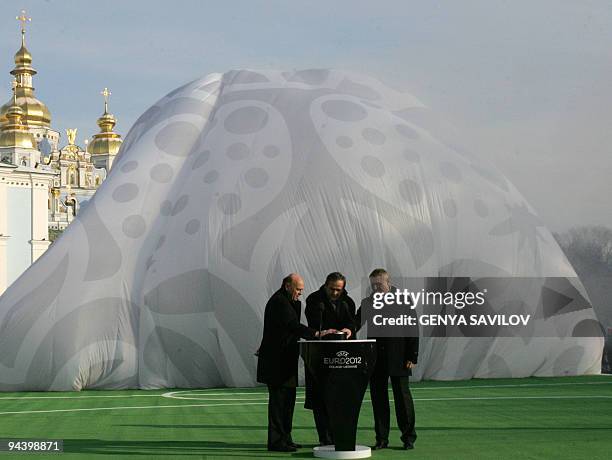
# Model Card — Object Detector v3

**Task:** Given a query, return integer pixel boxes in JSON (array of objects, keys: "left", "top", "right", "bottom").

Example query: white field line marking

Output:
[
  {"left": 0, "top": 380, "right": 609, "bottom": 401},
  {"left": 1, "top": 395, "right": 612, "bottom": 416},
  {"left": 180, "top": 381, "right": 612, "bottom": 393},
  {"left": 0, "top": 394, "right": 162, "bottom": 400},
  {"left": 167, "top": 381, "right": 612, "bottom": 398},
  {"left": 413, "top": 396, "right": 612, "bottom": 401},
  {"left": 411, "top": 381, "right": 612, "bottom": 391},
  {"left": 0, "top": 391, "right": 278, "bottom": 400},
  {"left": 163, "top": 397, "right": 281, "bottom": 401},
  {"left": 162, "top": 393, "right": 305, "bottom": 401},
  {"left": 0, "top": 401, "right": 269, "bottom": 416}
]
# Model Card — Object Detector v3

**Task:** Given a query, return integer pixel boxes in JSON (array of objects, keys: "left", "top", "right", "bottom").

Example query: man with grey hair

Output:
[
  {"left": 257, "top": 273, "right": 334, "bottom": 452},
  {"left": 356, "top": 268, "right": 419, "bottom": 450}
]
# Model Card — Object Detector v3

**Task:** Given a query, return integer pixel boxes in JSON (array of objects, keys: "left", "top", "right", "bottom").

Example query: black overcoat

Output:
[
  {"left": 356, "top": 289, "right": 419, "bottom": 377},
  {"left": 303, "top": 286, "right": 357, "bottom": 408},
  {"left": 257, "top": 288, "right": 316, "bottom": 386},
  {"left": 304, "top": 286, "right": 357, "bottom": 336}
]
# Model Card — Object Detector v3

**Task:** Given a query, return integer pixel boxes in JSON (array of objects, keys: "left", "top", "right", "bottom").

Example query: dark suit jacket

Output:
[
  {"left": 303, "top": 286, "right": 357, "bottom": 408},
  {"left": 257, "top": 288, "right": 316, "bottom": 386},
  {"left": 356, "top": 288, "right": 419, "bottom": 377},
  {"left": 304, "top": 286, "right": 357, "bottom": 336}
]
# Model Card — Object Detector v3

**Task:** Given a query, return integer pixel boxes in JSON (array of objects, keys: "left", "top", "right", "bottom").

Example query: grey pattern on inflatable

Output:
[{"left": 0, "top": 70, "right": 603, "bottom": 390}]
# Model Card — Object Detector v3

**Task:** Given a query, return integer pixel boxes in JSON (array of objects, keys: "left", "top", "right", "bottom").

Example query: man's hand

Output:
[
  {"left": 340, "top": 328, "right": 352, "bottom": 339},
  {"left": 405, "top": 361, "right": 415, "bottom": 369},
  {"left": 317, "top": 329, "right": 338, "bottom": 338}
]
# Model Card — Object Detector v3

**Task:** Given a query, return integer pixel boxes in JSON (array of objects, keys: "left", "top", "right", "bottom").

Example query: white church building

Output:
[{"left": 0, "top": 11, "right": 122, "bottom": 294}]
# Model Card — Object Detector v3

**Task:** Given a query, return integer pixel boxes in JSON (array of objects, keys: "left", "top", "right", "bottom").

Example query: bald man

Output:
[{"left": 257, "top": 274, "right": 334, "bottom": 452}]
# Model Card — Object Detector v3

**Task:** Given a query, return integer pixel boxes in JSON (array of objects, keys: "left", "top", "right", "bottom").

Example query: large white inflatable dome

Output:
[{"left": 0, "top": 69, "right": 603, "bottom": 390}]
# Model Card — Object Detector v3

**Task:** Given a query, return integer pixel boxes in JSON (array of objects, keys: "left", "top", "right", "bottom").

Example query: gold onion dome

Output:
[
  {"left": 0, "top": 85, "right": 52, "bottom": 128},
  {"left": 89, "top": 88, "right": 123, "bottom": 155},
  {"left": 14, "top": 44, "right": 33, "bottom": 67},
  {"left": 0, "top": 11, "right": 51, "bottom": 128},
  {"left": 0, "top": 82, "right": 36, "bottom": 149}
]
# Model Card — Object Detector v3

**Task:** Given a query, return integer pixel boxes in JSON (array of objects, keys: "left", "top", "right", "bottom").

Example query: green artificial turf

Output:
[{"left": 0, "top": 375, "right": 611, "bottom": 459}]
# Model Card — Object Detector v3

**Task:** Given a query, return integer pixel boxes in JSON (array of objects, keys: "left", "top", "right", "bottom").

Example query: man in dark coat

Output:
[
  {"left": 304, "top": 272, "right": 356, "bottom": 446},
  {"left": 356, "top": 268, "right": 419, "bottom": 450},
  {"left": 257, "top": 273, "right": 333, "bottom": 452}
]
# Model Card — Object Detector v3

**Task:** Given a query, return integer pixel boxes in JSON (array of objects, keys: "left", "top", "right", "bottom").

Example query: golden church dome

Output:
[
  {"left": 89, "top": 115, "right": 123, "bottom": 155},
  {"left": 0, "top": 87, "right": 52, "bottom": 128},
  {"left": 88, "top": 136, "right": 123, "bottom": 156},
  {"left": 0, "top": 86, "right": 36, "bottom": 149},
  {"left": 89, "top": 88, "right": 123, "bottom": 156},
  {"left": 0, "top": 13, "right": 52, "bottom": 128},
  {"left": 14, "top": 45, "right": 32, "bottom": 66}
]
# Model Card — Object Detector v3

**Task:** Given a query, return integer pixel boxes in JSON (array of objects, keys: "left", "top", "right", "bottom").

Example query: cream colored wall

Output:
[
  {"left": 0, "top": 168, "right": 53, "bottom": 295},
  {"left": 30, "top": 173, "right": 51, "bottom": 262},
  {"left": 0, "top": 174, "right": 8, "bottom": 294}
]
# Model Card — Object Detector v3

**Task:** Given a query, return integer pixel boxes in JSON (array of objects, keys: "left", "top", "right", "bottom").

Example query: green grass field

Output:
[{"left": 1, "top": 375, "right": 611, "bottom": 459}]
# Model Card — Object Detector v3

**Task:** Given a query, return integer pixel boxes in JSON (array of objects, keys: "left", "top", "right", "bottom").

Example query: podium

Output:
[{"left": 300, "top": 339, "right": 377, "bottom": 459}]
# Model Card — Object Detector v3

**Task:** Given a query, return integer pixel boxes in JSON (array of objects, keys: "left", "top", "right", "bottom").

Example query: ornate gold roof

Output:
[
  {"left": 0, "top": 80, "right": 36, "bottom": 149},
  {"left": 89, "top": 88, "right": 122, "bottom": 156},
  {"left": 0, "top": 87, "right": 52, "bottom": 128},
  {"left": 14, "top": 44, "right": 32, "bottom": 68},
  {"left": 0, "top": 10, "right": 51, "bottom": 128},
  {"left": 14, "top": 11, "right": 32, "bottom": 68}
]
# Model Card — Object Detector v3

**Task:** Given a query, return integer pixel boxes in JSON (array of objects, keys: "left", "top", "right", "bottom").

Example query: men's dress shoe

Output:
[
  {"left": 289, "top": 442, "right": 302, "bottom": 449},
  {"left": 372, "top": 441, "right": 389, "bottom": 450},
  {"left": 268, "top": 445, "right": 297, "bottom": 452},
  {"left": 403, "top": 442, "right": 415, "bottom": 450}
]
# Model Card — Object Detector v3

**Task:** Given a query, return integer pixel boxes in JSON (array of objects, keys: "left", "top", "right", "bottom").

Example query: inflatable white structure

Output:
[{"left": 0, "top": 69, "right": 603, "bottom": 390}]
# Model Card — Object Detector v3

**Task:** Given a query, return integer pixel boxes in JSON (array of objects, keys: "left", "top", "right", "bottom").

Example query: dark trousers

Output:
[
  {"left": 306, "top": 370, "right": 333, "bottom": 445},
  {"left": 369, "top": 373, "right": 417, "bottom": 445},
  {"left": 267, "top": 385, "right": 296, "bottom": 449},
  {"left": 313, "top": 405, "right": 333, "bottom": 445}
]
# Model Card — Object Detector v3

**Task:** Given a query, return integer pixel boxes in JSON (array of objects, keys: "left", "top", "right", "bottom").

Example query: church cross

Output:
[
  {"left": 101, "top": 87, "right": 111, "bottom": 113},
  {"left": 16, "top": 10, "right": 31, "bottom": 44}
]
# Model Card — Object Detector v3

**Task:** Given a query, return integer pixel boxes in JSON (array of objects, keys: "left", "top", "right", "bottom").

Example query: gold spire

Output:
[
  {"left": 13, "top": 10, "right": 34, "bottom": 75},
  {"left": 0, "top": 10, "right": 51, "bottom": 128},
  {"left": 16, "top": 10, "right": 31, "bottom": 47},
  {"left": 89, "top": 87, "right": 123, "bottom": 156},
  {"left": 0, "top": 79, "right": 36, "bottom": 149},
  {"left": 102, "top": 88, "right": 111, "bottom": 114}
]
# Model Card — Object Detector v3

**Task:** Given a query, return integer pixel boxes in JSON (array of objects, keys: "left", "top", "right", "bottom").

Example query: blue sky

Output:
[{"left": 1, "top": 0, "right": 611, "bottom": 230}]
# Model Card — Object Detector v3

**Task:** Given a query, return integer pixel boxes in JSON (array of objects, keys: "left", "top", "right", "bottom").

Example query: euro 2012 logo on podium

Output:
[{"left": 323, "top": 350, "right": 362, "bottom": 368}]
